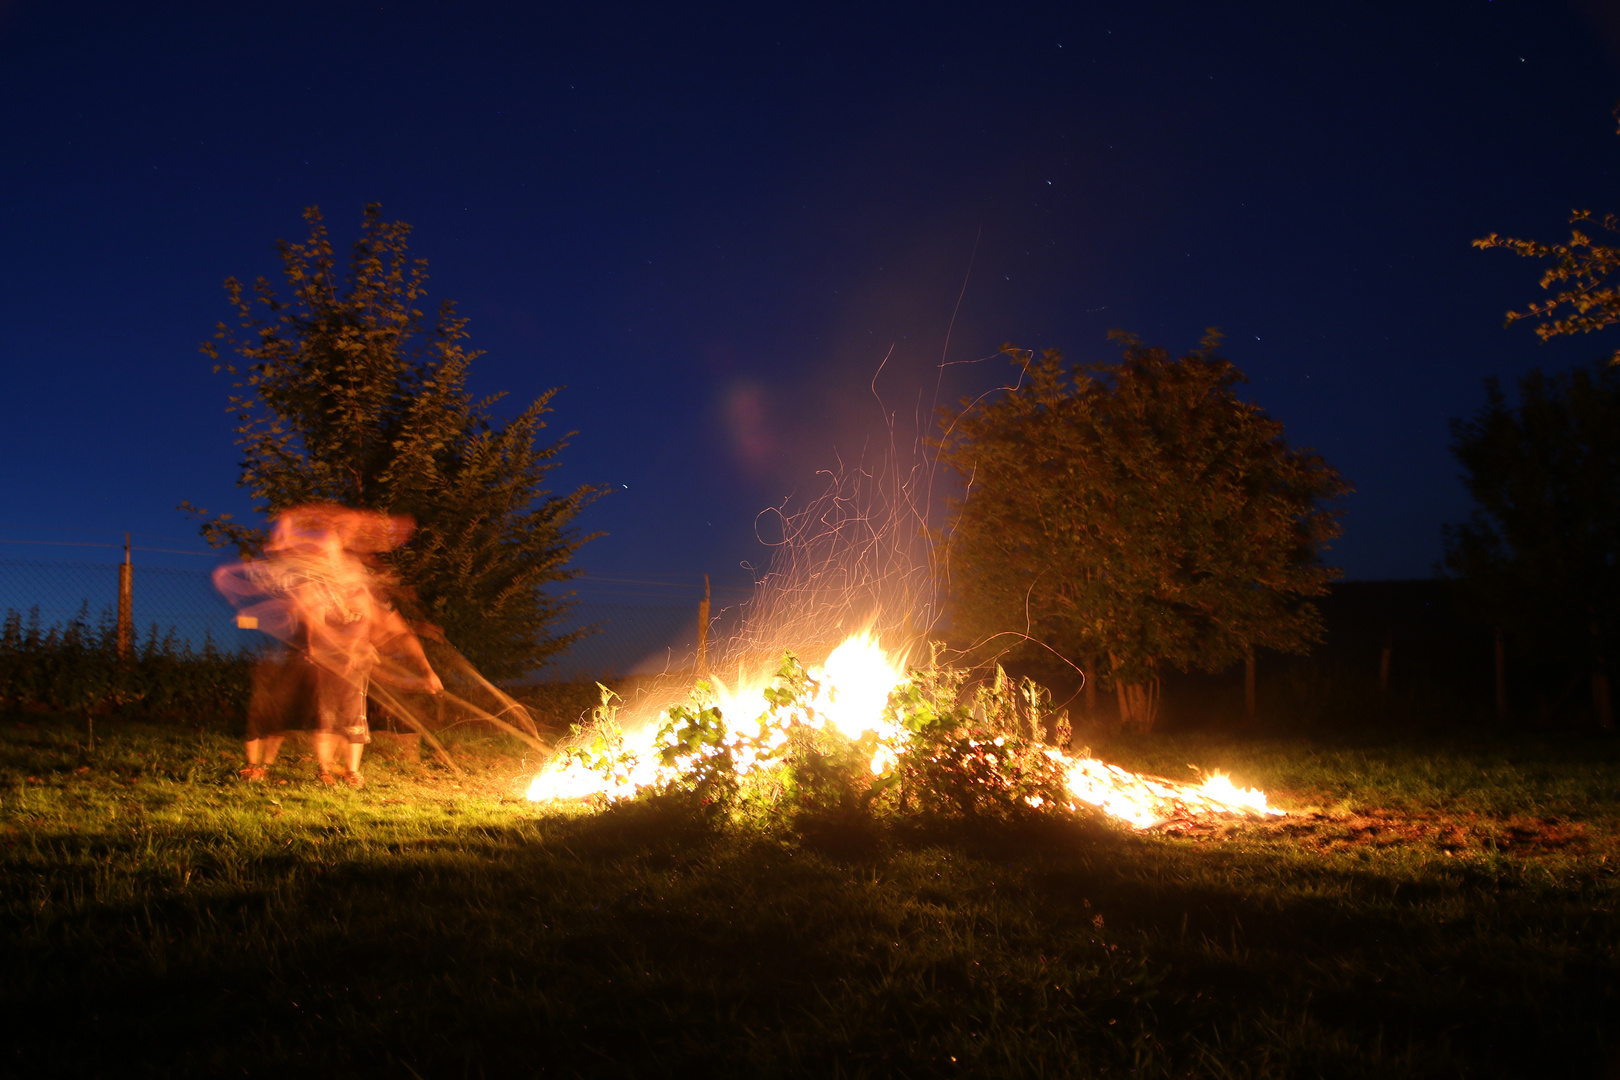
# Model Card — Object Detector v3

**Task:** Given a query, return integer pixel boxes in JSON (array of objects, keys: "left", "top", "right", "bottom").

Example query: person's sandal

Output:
[
  {"left": 345, "top": 772, "right": 365, "bottom": 790},
  {"left": 239, "top": 765, "right": 268, "bottom": 782},
  {"left": 317, "top": 769, "right": 338, "bottom": 786}
]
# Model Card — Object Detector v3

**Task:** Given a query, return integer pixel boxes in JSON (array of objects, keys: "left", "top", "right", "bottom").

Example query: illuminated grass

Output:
[{"left": 1, "top": 716, "right": 1616, "bottom": 1078}]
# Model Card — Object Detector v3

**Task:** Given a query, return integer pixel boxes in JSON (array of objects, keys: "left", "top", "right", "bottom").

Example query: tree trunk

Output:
[
  {"left": 1115, "top": 677, "right": 1160, "bottom": 731},
  {"left": 1244, "top": 652, "right": 1256, "bottom": 724}
]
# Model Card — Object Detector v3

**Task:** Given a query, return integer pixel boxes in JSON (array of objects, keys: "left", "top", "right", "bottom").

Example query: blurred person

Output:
[{"left": 216, "top": 505, "right": 443, "bottom": 789}]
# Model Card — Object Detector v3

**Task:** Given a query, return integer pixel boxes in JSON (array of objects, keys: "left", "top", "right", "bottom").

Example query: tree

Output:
[
  {"left": 184, "top": 205, "right": 603, "bottom": 681},
  {"left": 1443, "top": 363, "right": 1620, "bottom": 728},
  {"left": 936, "top": 333, "right": 1348, "bottom": 729},
  {"left": 1473, "top": 104, "right": 1620, "bottom": 366}
]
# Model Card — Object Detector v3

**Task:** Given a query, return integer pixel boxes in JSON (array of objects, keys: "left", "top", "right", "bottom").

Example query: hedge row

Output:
[{"left": 0, "top": 606, "right": 252, "bottom": 721}]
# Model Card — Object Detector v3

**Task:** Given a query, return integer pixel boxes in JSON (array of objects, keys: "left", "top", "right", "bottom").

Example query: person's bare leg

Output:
[
  {"left": 344, "top": 741, "right": 365, "bottom": 787},
  {"left": 243, "top": 735, "right": 287, "bottom": 781},
  {"left": 314, "top": 731, "right": 341, "bottom": 780},
  {"left": 243, "top": 739, "right": 266, "bottom": 780}
]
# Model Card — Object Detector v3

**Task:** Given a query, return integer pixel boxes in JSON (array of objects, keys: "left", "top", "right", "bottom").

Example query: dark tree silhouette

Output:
[
  {"left": 1445, "top": 363, "right": 1620, "bottom": 728},
  {"left": 936, "top": 332, "right": 1347, "bottom": 729},
  {"left": 184, "top": 205, "right": 603, "bottom": 680}
]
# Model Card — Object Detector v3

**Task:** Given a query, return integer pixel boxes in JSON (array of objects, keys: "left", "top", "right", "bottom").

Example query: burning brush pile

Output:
[{"left": 526, "top": 632, "right": 1281, "bottom": 831}]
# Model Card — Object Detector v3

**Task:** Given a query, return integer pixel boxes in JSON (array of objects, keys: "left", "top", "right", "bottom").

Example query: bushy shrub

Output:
[{"left": 888, "top": 662, "right": 1071, "bottom": 820}]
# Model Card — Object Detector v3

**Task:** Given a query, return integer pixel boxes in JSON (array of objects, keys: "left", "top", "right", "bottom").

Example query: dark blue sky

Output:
[{"left": 3, "top": 0, "right": 1619, "bottom": 591}]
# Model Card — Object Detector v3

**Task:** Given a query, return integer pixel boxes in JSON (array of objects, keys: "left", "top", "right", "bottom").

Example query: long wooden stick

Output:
[
  {"left": 455, "top": 667, "right": 542, "bottom": 738},
  {"left": 438, "top": 690, "right": 550, "bottom": 753},
  {"left": 369, "top": 685, "right": 464, "bottom": 777}
]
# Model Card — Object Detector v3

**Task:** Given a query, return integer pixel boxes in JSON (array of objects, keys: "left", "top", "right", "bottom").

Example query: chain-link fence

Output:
[
  {"left": 0, "top": 557, "right": 752, "bottom": 682},
  {"left": 0, "top": 558, "right": 254, "bottom": 653},
  {"left": 542, "top": 573, "right": 755, "bottom": 682}
]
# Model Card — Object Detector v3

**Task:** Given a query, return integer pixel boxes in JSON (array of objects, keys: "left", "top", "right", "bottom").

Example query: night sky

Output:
[{"left": 4, "top": 1, "right": 1619, "bottom": 599}]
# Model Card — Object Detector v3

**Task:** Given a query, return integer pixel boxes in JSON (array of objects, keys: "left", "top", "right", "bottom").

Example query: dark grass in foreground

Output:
[{"left": 2, "top": 717, "right": 1618, "bottom": 1078}]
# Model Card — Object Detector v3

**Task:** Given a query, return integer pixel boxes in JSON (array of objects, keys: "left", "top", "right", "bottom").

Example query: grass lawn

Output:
[{"left": 2, "top": 714, "right": 1617, "bottom": 1078}]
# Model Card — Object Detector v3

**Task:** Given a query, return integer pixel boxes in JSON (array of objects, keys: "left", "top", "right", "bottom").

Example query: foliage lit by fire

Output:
[{"left": 527, "top": 633, "right": 1279, "bottom": 831}]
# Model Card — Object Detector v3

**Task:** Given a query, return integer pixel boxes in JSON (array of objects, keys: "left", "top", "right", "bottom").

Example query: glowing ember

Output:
[{"left": 525, "top": 632, "right": 1282, "bottom": 830}]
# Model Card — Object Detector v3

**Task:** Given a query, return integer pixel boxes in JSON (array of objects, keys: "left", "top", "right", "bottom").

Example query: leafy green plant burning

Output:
[{"left": 528, "top": 636, "right": 1280, "bottom": 831}]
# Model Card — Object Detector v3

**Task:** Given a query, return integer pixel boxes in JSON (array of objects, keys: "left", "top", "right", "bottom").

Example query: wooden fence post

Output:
[
  {"left": 1494, "top": 627, "right": 1508, "bottom": 724},
  {"left": 117, "top": 533, "right": 133, "bottom": 661},
  {"left": 696, "top": 574, "right": 710, "bottom": 674},
  {"left": 1594, "top": 620, "right": 1614, "bottom": 730}
]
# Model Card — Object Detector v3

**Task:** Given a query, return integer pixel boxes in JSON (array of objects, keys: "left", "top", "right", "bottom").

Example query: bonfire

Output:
[{"left": 526, "top": 631, "right": 1282, "bottom": 831}]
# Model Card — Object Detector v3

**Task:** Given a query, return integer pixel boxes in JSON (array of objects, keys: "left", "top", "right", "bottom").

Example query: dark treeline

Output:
[
  {"left": 996, "top": 355, "right": 1620, "bottom": 737},
  {"left": 1149, "top": 580, "right": 1596, "bottom": 733},
  {"left": 1006, "top": 578, "right": 1604, "bottom": 734},
  {"left": 1442, "top": 362, "right": 1620, "bottom": 730},
  {"left": 0, "top": 606, "right": 251, "bottom": 721}
]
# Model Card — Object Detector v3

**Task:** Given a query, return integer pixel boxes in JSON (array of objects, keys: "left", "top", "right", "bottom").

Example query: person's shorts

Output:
[
  {"left": 245, "top": 651, "right": 313, "bottom": 742},
  {"left": 314, "top": 665, "right": 371, "bottom": 745}
]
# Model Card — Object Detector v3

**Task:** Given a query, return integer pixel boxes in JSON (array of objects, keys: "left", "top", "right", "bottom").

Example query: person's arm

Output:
[{"left": 373, "top": 608, "right": 443, "bottom": 693}]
